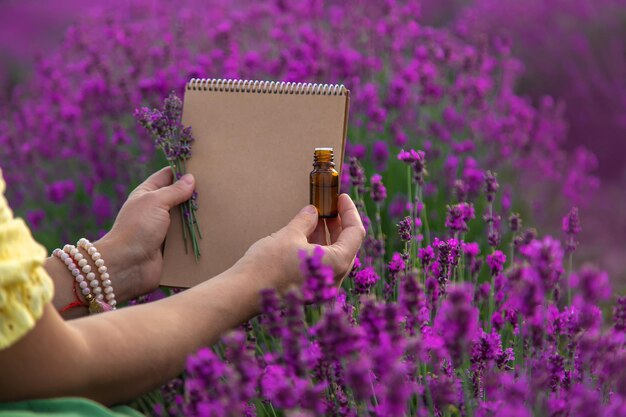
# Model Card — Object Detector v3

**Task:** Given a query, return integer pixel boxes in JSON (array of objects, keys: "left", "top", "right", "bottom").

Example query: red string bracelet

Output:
[{"left": 59, "top": 280, "right": 88, "bottom": 313}]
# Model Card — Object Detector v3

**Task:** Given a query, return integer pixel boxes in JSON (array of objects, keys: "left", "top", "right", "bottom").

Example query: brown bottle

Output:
[{"left": 310, "top": 148, "right": 339, "bottom": 218}]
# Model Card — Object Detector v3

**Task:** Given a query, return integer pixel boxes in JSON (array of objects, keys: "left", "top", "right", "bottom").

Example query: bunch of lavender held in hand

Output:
[{"left": 135, "top": 92, "right": 201, "bottom": 261}]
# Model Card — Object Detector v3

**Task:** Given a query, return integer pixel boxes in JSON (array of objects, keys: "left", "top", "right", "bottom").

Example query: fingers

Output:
[
  {"left": 308, "top": 219, "right": 328, "bottom": 245},
  {"left": 326, "top": 216, "right": 342, "bottom": 244},
  {"left": 151, "top": 173, "right": 195, "bottom": 209},
  {"left": 327, "top": 194, "right": 365, "bottom": 261},
  {"left": 285, "top": 205, "right": 319, "bottom": 237},
  {"left": 137, "top": 167, "right": 175, "bottom": 192}
]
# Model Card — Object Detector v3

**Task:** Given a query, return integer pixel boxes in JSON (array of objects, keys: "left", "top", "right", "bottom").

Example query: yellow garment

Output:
[{"left": 0, "top": 169, "right": 54, "bottom": 349}]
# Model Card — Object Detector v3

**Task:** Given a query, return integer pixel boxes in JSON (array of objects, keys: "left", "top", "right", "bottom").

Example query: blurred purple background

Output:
[{"left": 1, "top": 0, "right": 624, "bottom": 284}]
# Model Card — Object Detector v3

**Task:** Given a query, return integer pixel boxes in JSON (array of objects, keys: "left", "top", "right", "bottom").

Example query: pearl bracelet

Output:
[
  {"left": 77, "top": 238, "right": 117, "bottom": 309},
  {"left": 62, "top": 244, "right": 102, "bottom": 301},
  {"left": 53, "top": 247, "right": 111, "bottom": 314},
  {"left": 53, "top": 248, "right": 93, "bottom": 299}
]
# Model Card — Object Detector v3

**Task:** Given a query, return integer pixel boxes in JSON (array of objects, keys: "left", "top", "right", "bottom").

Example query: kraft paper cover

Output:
[{"left": 161, "top": 80, "right": 350, "bottom": 287}]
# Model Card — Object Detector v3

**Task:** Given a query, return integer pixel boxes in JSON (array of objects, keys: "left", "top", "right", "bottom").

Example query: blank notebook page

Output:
[{"left": 161, "top": 79, "right": 350, "bottom": 287}]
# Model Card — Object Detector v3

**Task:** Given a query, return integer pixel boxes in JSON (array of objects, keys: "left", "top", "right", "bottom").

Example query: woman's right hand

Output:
[{"left": 234, "top": 193, "right": 365, "bottom": 295}]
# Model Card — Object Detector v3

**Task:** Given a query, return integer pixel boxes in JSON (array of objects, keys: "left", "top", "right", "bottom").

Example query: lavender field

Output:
[{"left": 1, "top": 0, "right": 625, "bottom": 415}]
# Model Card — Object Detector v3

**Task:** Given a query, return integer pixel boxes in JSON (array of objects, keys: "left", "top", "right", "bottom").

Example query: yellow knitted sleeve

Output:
[{"left": 0, "top": 169, "right": 54, "bottom": 350}]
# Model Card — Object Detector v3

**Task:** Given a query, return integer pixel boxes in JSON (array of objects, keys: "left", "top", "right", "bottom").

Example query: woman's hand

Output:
[
  {"left": 234, "top": 193, "right": 366, "bottom": 295},
  {"left": 96, "top": 167, "right": 195, "bottom": 300}
]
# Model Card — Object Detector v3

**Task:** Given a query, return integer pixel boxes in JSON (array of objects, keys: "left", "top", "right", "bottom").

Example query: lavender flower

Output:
[
  {"left": 45, "top": 179, "right": 76, "bottom": 204},
  {"left": 369, "top": 174, "right": 387, "bottom": 203},
  {"left": 400, "top": 273, "right": 429, "bottom": 333},
  {"left": 615, "top": 297, "right": 626, "bottom": 332},
  {"left": 562, "top": 207, "right": 581, "bottom": 254},
  {"left": 397, "top": 216, "right": 412, "bottom": 242},
  {"left": 508, "top": 212, "right": 522, "bottom": 232},
  {"left": 371, "top": 140, "right": 389, "bottom": 172},
  {"left": 135, "top": 92, "right": 201, "bottom": 260},
  {"left": 353, "top": 266, "right": 380, "bottom": 295},
  {"left": 434, "top": 284, "right": 480, "bottom": 366},
  {"left": 418, "top": 245, "right": 435, "bottom": 267},
  {"left": 486, "top": 251, "right": 507, "bottom": 276},
  {"left": 445, "top": 202, "right": 475, "bottom": 233},
  {"left": 299, "top": 246, "right": 337, "bottom": 304},
  {"left": 398, "top": 149, "right": 427, "bottom": 185},
  {"left": 484, "top": 171, "right": 499, "bottom": 203},
  {"left": 348, "top": 157, "right": 366, "bottom": 194},
  {"left": 570, "top": 265, "right": 611, "bottom": 304}
]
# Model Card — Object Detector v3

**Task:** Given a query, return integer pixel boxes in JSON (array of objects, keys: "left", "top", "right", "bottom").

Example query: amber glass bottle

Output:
[{"left": 310, "top": 148, "right": 339, "bottom": 218}]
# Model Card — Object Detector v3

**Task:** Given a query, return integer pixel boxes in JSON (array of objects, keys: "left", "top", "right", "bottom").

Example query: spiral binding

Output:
[{"left": 186, "top": 78, "right": 346, "bottom": 96}]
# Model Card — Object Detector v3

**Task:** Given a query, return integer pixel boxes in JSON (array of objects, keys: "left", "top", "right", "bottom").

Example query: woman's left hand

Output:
[{"left": 95, "top": 167, "right": 195, "bottom": 301}]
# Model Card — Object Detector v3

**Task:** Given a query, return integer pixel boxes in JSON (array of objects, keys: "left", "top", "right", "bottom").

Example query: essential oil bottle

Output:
[{"left": 310, "top": 147, "right": 339, "bottom": 218}]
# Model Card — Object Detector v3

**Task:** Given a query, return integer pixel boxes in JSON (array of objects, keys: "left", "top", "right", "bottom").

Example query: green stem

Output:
[
  {"left": 461, "top": 352, "right": 474, "bottom": 417},
  {"left": 420, "top": 187, "right": 431, "bottom": 247},
  {"left": 567, "top": 252, "right": 573, "bottom": 306}
]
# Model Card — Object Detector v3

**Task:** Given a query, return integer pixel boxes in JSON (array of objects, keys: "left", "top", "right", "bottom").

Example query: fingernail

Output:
[
  {"left": 303, "top": 205, "right": 318, "bottom": 215},
  {"left": 181, "top": 174, "right": 194, "bottom": 185}
]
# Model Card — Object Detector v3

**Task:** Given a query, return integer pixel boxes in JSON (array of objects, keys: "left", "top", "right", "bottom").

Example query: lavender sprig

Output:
[{"left": 135, "top": 92, "right": 201, "bottom": 261}]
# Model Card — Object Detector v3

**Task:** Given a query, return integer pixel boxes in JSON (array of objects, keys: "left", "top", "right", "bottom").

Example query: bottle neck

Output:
[
  {"left": 313, "top": 149, "right": 335, "bottom": 168},
  {"left": 313, "top": 161, "right": 335, "bottom": 170}
]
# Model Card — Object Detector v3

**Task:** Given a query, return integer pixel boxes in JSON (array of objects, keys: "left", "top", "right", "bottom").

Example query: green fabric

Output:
[{"left": 0, "top": 397, "right": 144, "bottom": 417}]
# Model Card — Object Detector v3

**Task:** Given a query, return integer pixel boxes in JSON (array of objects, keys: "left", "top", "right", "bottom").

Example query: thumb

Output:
[
  {"left": 152, "top": 173, "right": 195, "bottom": 209},
  {"left": 285, "top": 204, "right": 319, "bottom": 236}
]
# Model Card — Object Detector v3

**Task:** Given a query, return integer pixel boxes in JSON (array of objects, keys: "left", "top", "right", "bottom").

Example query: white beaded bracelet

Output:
[
  {"left": 53, "top": 248, "right": 111, "bottom": 314},
  {"left": 62, "top": 244, "right": 103, "bottom": 301},
  {"left": 77, "top": 238, "right": 117, "bottom": 309}
]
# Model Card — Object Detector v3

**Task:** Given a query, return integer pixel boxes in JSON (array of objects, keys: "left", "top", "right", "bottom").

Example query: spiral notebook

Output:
[{"left": 161, "top": 79, "right": 350, "bottom": 287}]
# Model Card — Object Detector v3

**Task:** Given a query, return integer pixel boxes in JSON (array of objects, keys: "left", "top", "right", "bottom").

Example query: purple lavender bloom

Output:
[
  {"left": 397, "top": 149, "right": 427, "bottom": 184},
  {"left": 348, "top": 157, "right": 366, "bottom": 194},
  {"left": 445, "top": 202, "right": 475, "bottom": 233},
  {"left": 506, "top": 266, "right": 545, "bottom": 318},
  {"left": 347, "top": 142, "right": 367, "bottom": 160},
  {"left": 486, "top": 250, "right": 507, "bottom": 276},
  {"left": 434, "top": 283, "right": 480, "bottom": 366},
  {"left": 92, "top": 194, "right": 113, "bottom": 226},
  {"left": 463, "top": 242, "right": 480, "bottom": 258},
  {"left": 571, "top": 265, "right": 611, "bottom": 304},
  {"left": 299, "top": 246, "right": 337, "bottom": 303},
  {"left": 418, "top": 245, "right": 435, "bottom": 267},
  {"left": 614, "top": 297, "right": 626, "bottom": 332},
  {"left": 509, "top": 213, "right": 522, "bottom": 232},
  {"left": 261, "top": 365, "right": 319, "bottom": 410},
  {"left": 389, "top": 193, "right": 409, "bottom": 217},
  {"left": 397, "top": 149, "right": 424, "bottom": 164},
  {"left": 462, "top": 157, "right": 484, "bottom": 196},
  {"left": 353, "top": 266, "right": 380, "bottom": 295},
  {"left": 369, "top": 174, "right": 387, "bottom": 203},
  {"left": 387, "top": 252, "right": 406, "bottom": 276},
  {"left": 260, "top": 289, "right": 284, "bottom": 338},
  {"left": 344, "top": 356, "right": 374, "bottom": 402},
  {"left": 400, "top": 273, "right": 429, "bottom": 334},
  {"left": 25, "top": 209, "right": 45, "bottom": 231},
  {"left": 135, "top": 92, "right": 195, "bottom": 163},
  {"left": 484, "top": 170, "right": 499, "bottom": 202},
  {"left": 45, "top": 179, "right": 76, "bottom": 204},
  {"left": 371, "top": 140, "right": 389, "bottom": 171},
  {"left": 562, "top": 207, "right": 581, "bottom": 254},
  {"left": 471, "top": 329, "right": 503, "bottom": 370},
  {"left": 454, "top": 179, "right": 468, "bottom": 202},
  {"left": 428, "top": 374, "right": 461, "bottom": 410},
  {"left": 520, "top": 236, "right": 563, "bottom": 292},
  {"left": 479, "top": 373, "right": 531, "bottom": 417},
  {"left": 313, "top": 305, "right": 363, "bottom": 361},
  {"left": 397, "top": 216, "right": 412, "bottom": 242}
]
